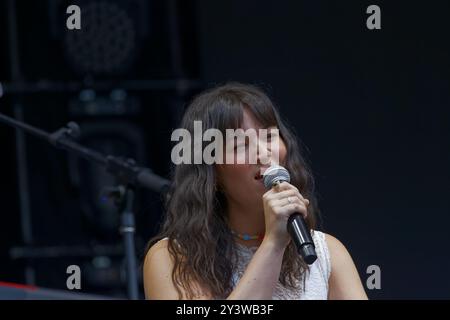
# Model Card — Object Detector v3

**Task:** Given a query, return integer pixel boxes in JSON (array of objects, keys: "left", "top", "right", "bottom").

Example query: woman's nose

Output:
[{"left": 256, "top": 141, "right": 272, "bottom": 165}]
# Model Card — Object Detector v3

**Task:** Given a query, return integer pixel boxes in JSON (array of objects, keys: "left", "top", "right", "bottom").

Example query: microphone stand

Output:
[{"left": 0, "top": 112, "right": 170, "bottom": 300}]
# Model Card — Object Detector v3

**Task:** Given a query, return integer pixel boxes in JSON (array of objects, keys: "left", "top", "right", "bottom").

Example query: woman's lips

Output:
[{"left": 254, "top": 173, "right": 265, "bottom": 188}]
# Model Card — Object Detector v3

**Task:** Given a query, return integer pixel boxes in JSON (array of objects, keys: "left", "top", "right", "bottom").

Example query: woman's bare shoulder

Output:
[
  {"left": 145, "top": 238, "right": 170, "bottom": 263},
  {"left": 323, "top": 233, "right": 346, "bottom": 253},
  {"left": 322, "top": 232, "right": 368, "bottom": 300},
  {"left": 143, "top": 238, "right": 213, "bottom": 300},
  {"left": 143, "top": 238, "right": 179, "bottom": 299}
]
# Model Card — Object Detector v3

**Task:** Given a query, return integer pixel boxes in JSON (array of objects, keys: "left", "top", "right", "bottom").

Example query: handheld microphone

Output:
[{"left": 263, "top": 165, "right": 317, "bottom": 265}]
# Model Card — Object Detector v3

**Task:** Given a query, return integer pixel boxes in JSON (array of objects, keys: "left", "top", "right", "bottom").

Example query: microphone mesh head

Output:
[{"left": 263, "top": 165, "right": 291, "bottom": 189}]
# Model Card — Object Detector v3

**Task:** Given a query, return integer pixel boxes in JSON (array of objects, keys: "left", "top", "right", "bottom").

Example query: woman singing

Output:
[{"left": 143, "top": 83, "right": 368, "bottom": 300}]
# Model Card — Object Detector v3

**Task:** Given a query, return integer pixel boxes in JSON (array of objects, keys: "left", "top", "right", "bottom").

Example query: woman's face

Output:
[{"left": 215, "top": 108, "right": 287, "bottom": 208}]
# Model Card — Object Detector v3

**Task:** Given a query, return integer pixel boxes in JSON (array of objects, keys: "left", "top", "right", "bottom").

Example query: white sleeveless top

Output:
[
  {"left": 161, "top": 230, "right": 331, "bottom": 300},
  {"left": 231, "top": 230, "right": 331, "bottom": 300}
]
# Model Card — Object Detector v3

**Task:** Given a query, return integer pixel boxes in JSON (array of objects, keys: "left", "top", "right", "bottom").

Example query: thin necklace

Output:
[{"left": 231, "top": 229, "right": 264, "bottom": 241}]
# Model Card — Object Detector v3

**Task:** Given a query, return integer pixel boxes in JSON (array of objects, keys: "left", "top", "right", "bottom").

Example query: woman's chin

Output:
[{"left": 253, "top": 178, "right": 266, "bottom": 191}]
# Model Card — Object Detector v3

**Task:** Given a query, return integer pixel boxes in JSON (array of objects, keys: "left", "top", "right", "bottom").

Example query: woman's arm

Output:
[
  {"left": 143, "top": 238, "right": 286, "bottom": 300},
  {"left": 325, "top": 233, "right": 368, "bottom": 300},
  {"left": 226, "top": 239, "right": 285, "bottom": 299}
]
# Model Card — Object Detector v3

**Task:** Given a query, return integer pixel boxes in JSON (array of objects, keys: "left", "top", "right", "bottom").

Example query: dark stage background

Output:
[{"left": 0, "top": 0, "right": 449, "bottom": 299}]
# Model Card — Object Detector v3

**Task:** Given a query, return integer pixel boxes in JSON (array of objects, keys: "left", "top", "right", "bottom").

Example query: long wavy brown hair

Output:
[{"left": 145, "top": 82, "right": 321, "bottom": 299}]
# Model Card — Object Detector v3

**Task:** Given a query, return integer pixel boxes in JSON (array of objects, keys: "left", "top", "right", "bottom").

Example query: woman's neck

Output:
[{"left": 227, "top": 201, "right": 265, "bottom": 248}]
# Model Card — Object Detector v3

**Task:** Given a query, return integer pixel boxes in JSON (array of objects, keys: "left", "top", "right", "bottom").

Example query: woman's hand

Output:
[{"left": 262, "top": 181, "right": 310, "bottom": 249}]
